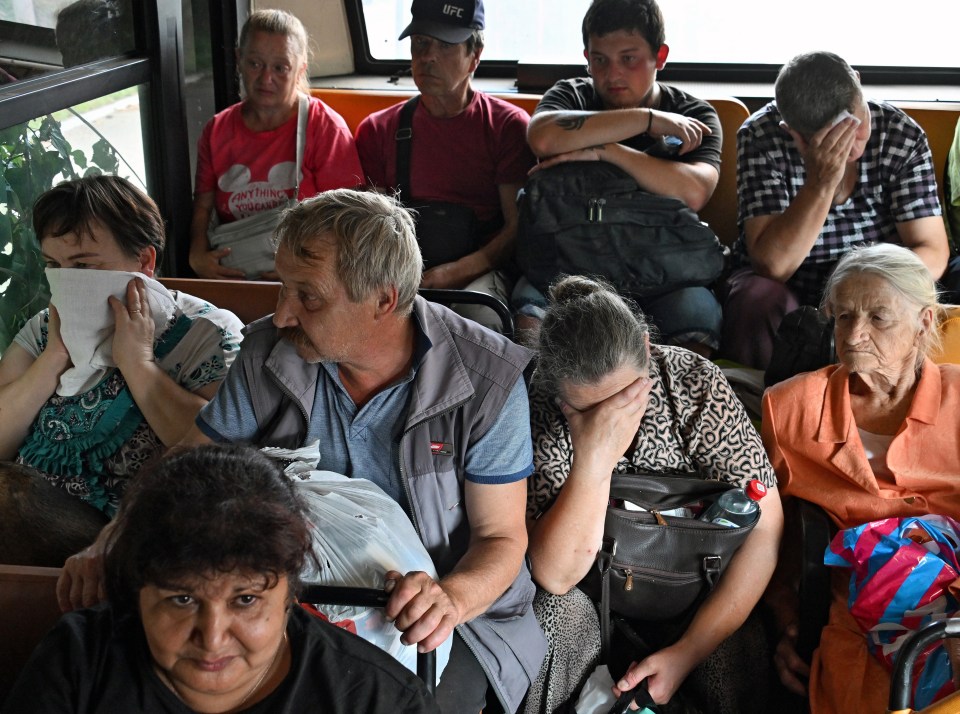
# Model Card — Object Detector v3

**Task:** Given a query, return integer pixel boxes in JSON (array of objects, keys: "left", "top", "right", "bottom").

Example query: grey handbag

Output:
[
  {"left": 578, "top": 473, "right": 758, "bottom": 656},
  {"left": 208, "top": 93, "right": 308, "bottom": 279}
]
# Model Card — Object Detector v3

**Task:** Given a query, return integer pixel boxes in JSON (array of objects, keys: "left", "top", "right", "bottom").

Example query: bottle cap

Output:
[{"left": 745, "top": 479, "right": 767, "bottom": 501}]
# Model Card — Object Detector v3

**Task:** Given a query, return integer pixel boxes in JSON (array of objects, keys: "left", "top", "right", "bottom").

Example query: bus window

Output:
[
  {"left": 354, "top": 0, "right": 958, "bottom": 77},
  {"left": 0, "top": 0, "right": 136, "bottom": 83}
]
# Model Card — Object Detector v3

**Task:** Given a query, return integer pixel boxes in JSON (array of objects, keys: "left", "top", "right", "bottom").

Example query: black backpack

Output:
[{"left": 515, "top": 162, "right": 725, "bottom": 298}]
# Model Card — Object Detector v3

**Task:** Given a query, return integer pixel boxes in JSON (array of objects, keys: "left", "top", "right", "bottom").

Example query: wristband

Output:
[{"left": 644, "top": 108, "right": 654, "bottom": 134}]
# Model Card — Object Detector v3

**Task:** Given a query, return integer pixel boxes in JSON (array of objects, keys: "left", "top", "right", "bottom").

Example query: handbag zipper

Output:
[
  {"left": 612, "top": 563, "right": 704, "bottom": 591},
  {"left": 587, "top": 197, "right": 607, "bottom": 222},
  {"left": 609, "top": 506, "right": 748, "bottom": 531}
]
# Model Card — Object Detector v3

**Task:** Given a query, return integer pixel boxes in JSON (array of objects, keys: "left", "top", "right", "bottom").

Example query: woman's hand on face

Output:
[
  {"left": 189, "top": 246, "right": 247, "bottom": 280},
  {"left": 614, "top": 642, "right": 698, "bottom": 707},
  {"left": 559, "top": 376, "right": 652, "bottom": 470},
  {"left": 773, "top": 623, "right": 810, "bottom": 696},
  {"left": 110, "top": 278, "right": 156, "bottom": 374}
]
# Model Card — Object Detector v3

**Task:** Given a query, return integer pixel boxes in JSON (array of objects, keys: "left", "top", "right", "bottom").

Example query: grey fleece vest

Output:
[{"left": 236, "top": 297, "right": 546, "bottom": 712}]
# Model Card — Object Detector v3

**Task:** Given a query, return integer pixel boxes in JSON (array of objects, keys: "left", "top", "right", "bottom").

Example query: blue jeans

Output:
[{"left": 512, "top": 277, "right": 722, "bottom": 350}]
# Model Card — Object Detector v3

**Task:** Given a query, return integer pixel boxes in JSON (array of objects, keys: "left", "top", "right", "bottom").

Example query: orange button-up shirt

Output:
[{"left": 762, "top": 358, "right": 960, "bottom": 713}]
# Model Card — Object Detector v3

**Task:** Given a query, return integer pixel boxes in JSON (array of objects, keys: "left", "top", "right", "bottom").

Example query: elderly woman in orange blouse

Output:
[{"left": 762, "top": 243, "right": 960, "bottom": 714}]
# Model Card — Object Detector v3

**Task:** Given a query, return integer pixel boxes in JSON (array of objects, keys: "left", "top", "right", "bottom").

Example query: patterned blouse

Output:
[
  {"left": 13, "top": 291, "right": 243, "bottom": 517},
  {"left": 527, "top": 345, "right": 776, "bottom": 519}
]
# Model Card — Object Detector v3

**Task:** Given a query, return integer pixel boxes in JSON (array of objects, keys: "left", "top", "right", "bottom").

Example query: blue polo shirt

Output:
[{"left": 198, "top": 321, "right": 533, "bottom": 512}]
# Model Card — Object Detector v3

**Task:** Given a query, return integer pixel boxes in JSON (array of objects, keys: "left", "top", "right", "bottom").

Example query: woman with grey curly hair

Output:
[{"left": 524, "top": 276, "right": 782, "bottom": 714}]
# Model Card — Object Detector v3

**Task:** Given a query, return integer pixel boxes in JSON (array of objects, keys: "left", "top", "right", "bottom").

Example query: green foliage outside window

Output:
[{"left": 0, "top": 114, "right": 118, "bottom": 353}]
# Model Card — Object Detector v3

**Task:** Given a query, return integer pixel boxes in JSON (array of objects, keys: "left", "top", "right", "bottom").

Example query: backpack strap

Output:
[{"left": 395, "top": 95, "right": 420, "bottom": 201}]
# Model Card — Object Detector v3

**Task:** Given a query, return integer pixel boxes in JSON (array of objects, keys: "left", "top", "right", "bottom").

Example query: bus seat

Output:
[
  {"left": 0, "top": 564, "right": 62, "bottom": 701},
  {"left": 158, "top": 277, "right": 280, "bottom": 326},
  {"left": 158, "top": 278, "right": 514, "bottom": 337},
  {"left": 310, "top": 87, "right": 541, "bottom": 133},
  {"left": 700, "top": 96, "right": 750, "bottom": 248},
  {"left": 312, "top": 88, "right": 748, "bottom": 249},
  {"left": 419, "top": 288, "right": 514, "bottom": 339},
  {"left": 932, "top": 305, "right": 960, "bottom": 365},
  {"left": 792, "top": 499, "right": 836, "bottom": 663},
  {"left": 896, "top": 103, "right": 960, "bottom": 208}
]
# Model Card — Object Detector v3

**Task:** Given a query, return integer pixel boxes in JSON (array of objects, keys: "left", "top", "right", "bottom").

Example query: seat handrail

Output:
[{"left": 299, "top": 584, "right": 436, "bottom": 693}]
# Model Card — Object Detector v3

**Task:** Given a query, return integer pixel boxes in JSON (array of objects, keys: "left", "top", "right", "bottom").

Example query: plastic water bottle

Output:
[{"left": 699, "top": 480, "right": 767, "bottom": 528}]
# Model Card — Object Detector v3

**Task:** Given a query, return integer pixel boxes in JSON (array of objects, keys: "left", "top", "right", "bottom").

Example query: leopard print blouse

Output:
[{"left": 527, "top": 345, "right": 776, "bottom": 519}]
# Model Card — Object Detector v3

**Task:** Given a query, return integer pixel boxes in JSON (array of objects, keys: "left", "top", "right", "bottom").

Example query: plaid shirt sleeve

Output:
[
  {"left": 880, "top": 106, "right": 943, "bottom": 221},
  {"left": 736, "top": 104, "right": 793, "bottom": 225}
]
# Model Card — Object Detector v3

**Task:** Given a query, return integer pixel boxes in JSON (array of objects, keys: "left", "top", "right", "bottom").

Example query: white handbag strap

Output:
[{"left": 292, "top": 93, "right": 308, "bottom": 201}]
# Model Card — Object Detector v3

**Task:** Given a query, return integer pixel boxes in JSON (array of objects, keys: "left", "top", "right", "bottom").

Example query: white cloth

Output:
[{"left": 45, "top": 269, "right": 176, "bottom": 396}]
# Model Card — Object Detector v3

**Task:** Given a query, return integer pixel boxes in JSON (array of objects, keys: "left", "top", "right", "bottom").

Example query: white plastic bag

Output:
[
  {"left": 293, "top": 469, "right": 452, "bottom": 681},
  {"left": 261, "top": 440, "right": 322, "bottom": 478},
  {"left": 575, "top": 664, "right": 618, "bottom": 713},
  {"left": 575, "top": 665, "right": 656, "bottom": 714}
]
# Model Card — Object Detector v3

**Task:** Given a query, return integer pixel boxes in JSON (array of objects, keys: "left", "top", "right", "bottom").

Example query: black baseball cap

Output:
[{"left": 398, "top": 0, "right": 485, "bottom": 44}]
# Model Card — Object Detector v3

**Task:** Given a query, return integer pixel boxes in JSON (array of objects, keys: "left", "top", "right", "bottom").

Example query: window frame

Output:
[
  {"left": 0, "top": 0, "right": 193, "bottom": 277},
  {"left": 343, "top": 0, "right": 960, "bottom": 92}
]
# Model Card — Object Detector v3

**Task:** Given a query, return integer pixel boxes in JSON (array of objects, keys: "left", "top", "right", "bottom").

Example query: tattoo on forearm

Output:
[{"left": 556, "top": 115, "right": 588, "bottom": 131}]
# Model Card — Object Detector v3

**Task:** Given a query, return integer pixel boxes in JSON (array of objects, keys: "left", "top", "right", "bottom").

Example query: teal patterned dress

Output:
[{"left": 13, "top": 292, "right": 243, "bottom": 517}]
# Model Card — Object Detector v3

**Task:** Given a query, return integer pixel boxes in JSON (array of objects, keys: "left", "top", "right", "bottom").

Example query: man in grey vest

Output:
[{"left": 187, "top": 189, "right": 542, "bottom": 712}]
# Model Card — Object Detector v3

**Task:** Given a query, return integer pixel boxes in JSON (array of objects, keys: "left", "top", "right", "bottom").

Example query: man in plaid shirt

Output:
[{"left": 720, "top": 51, "right": 950, "bottom": 369}]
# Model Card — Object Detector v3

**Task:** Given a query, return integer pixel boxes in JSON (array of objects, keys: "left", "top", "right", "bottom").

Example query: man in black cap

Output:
[{"left": 355, "top": 0, "right": 535, "bottom": 332}]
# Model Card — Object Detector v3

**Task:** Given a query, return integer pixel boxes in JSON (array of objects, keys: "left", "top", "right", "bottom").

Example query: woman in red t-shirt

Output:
[{"left": 189, "top": 9, "right": 362, "bottom": 280}]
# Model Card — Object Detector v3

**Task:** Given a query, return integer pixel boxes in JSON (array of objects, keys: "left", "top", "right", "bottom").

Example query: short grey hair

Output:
[
  {"left": 274, "top": 189, "right": 423, "bottom": 315},
  {"left": 775, "top": 51, "right": 863, "bottom": 138},
  {"left": 536, "top": 276, "right": 652, "bottom": 396},
  {"left": 238, "top": 9, "right": 311, "bottom": 93},
  {"left": 821, "top": 243, "right": 944, "bottom": 360},
  {"left": 464, "top": 29, "right": 484, "bottom": 54}
]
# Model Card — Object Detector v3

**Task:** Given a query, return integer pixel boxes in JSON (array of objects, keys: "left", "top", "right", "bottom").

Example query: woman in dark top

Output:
[{"left": 3, "top": 444, "right": 439, "bottom": 714}]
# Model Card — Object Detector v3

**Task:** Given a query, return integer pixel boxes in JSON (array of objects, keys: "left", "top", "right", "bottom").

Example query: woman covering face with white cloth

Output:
[{"left": 0, "top": 175, "right": 243, "bottom": 572}]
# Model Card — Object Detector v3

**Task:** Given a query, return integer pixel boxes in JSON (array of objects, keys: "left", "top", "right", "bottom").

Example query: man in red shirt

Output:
[{"left": 355, "top": 0, "right": 535, "bottom": 330}]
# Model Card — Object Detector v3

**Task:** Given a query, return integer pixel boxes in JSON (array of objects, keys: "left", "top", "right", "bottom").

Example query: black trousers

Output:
[{"left": 435, "top": 632, "right": 500, "bottom": 714}]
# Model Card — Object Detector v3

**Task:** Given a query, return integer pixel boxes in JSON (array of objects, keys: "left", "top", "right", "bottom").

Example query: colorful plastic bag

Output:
[{"left": 825, "top": 515, "right": 960, "bottom": 708}]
